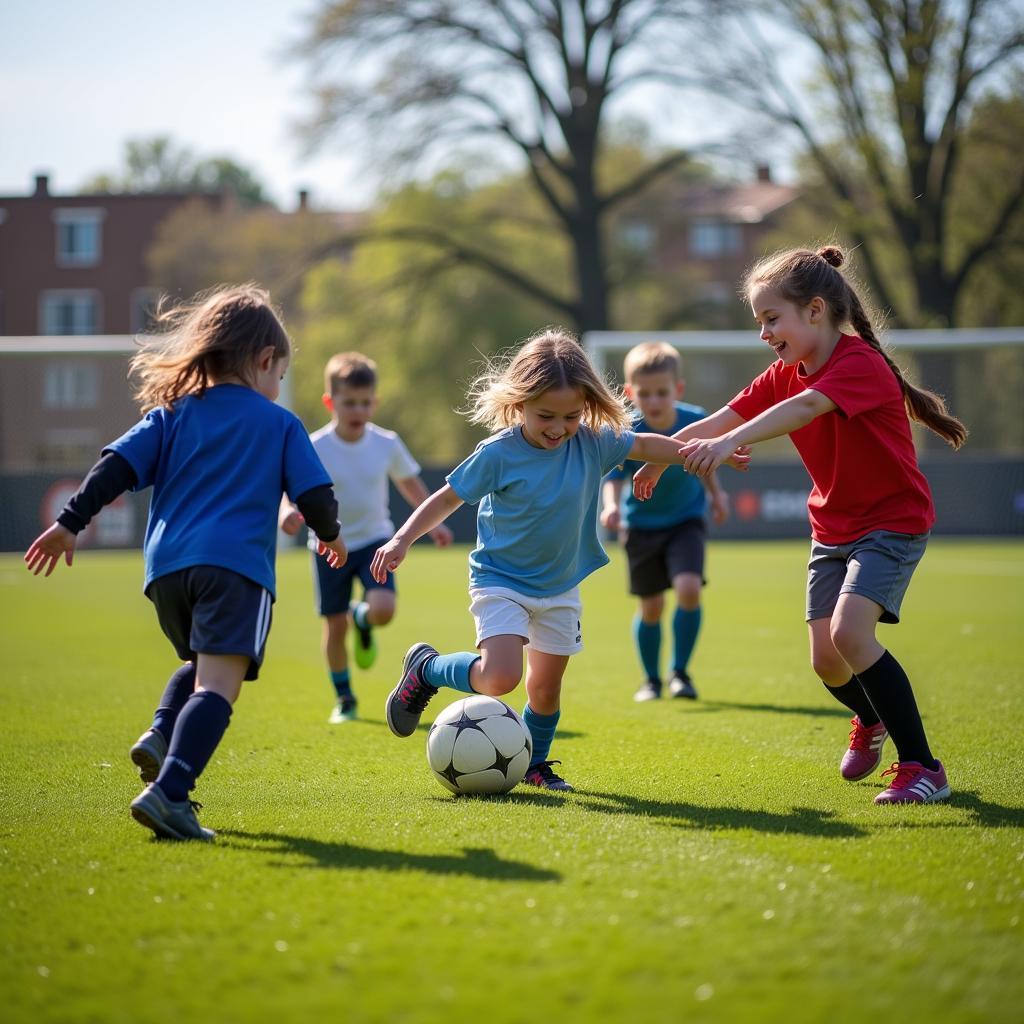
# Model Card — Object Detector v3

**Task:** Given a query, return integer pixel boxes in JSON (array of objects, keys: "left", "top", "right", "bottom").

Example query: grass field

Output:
[{"left": 2, "top": 539, "right": 1022, "bottom": 1023}]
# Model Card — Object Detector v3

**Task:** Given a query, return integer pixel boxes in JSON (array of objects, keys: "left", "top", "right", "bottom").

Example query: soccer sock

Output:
[
  {"left": 155, "top": 691, "right": 233, "bottom": 803},
  {"left": 672, "top": 607, "right": 702, "bottom": 676},
  {"left": 822, "top": 676, "right": 881, "bottom": 727},
  {"left": 633, "top": 615, "right": 662, "bottom": 682},
  {"left": 151, "top": 663, "right": 197, "bottom": 741},
  {"left": 330, "top": 669, "right": 353, "bottom": 701},
  {"left": 523, "top": 704, "right": 560, "bottom": 766},
  {"left": 422, "top": 651, "right": 479, "bottom": 693},
  {"left": 351, "top": 601, "right": 371, "bottom": 631},
  {"left": 854, "top": 650, "right": 937, "bottom": 769}
]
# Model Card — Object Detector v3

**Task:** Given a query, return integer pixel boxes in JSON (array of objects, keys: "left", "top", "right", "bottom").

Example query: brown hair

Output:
[
  {"left": 131, "top": 284, "right": 289, "bottom": 412},
  {"left": 465, "top": 327, "right": 631, "bottom": 433},
  {"left": 743, "top": 246, "right": 967, "bottom": 449},
  {"left": 325, "top": 352, "right": 377, "bottom": 393},
  {"left": 623, "top": 341, "right": 681, "bottom": 382}
]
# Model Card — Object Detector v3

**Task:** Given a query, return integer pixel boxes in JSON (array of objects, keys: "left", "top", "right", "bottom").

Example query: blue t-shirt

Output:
[
  {"left": 447, "top": 424, "right": 635, "bottom": 597},
  {"left": 106, "top": 383, "right": 330, "bottom": 598},
  {"left": 607, "top": 403, "right": 708, "bottom": 529}
]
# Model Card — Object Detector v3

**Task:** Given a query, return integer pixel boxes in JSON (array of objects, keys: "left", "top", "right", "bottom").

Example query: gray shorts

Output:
[{"left": 806, "top": 530, "right": 929, "bottom": 624}]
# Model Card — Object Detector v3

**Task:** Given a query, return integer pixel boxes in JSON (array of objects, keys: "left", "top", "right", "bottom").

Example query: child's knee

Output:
[{"left": 477, "top": 666, "right": 522, "bottom": 696}]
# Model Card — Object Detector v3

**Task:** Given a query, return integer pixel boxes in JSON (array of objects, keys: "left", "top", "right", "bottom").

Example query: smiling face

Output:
[
  {"left": 750, "top": 285, "right": 834, "bottom": 371},
  {"left": 625, "top": 370, "right": 683, "bottom": 431},
  {"left": 324, "top": 383, "right": 377, "bottom": 441},
  {"left": 519, "top": 385, "right": 585, "bottom": 450}
]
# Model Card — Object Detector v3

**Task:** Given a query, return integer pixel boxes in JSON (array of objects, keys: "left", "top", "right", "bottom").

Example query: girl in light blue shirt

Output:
[{"left": 371, "top": 328, "right": 748, "bottom": 790}]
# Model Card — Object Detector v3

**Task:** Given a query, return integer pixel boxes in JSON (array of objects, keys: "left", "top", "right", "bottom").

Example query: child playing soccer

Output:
[
  {"left": 634, "top": 246, "right": 967, "bottom": 804},
  {"left": 369, "top": 328, "right": 749, "bottom": 791},
  {"left": 600, "top": 341, "right": 730, "bottom": 703},
  {"left": 25, "top": 285, "right": 347, "bottom": 840},
  {"left": 280, "top": 352, "right": 452, "bottom": 723}
]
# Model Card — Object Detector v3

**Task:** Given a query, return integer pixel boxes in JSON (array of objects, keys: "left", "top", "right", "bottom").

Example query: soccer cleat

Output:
[
  {"left": 633, "top": 679, "right": 661, "bottom": 702},
  {"left": 130, "top": 783, "right": 215, "bottom": 841},
  {"left": 523, "top": 760, "right": 574, "bottom": 791},
  {"left": 874, "top": 760, "right": 951, "bottom": 805},
  {"left": 668, "top": 671, "right": 698, "bottom": 700},
  {"left": 351, "top": 605, "right": 377, "bottom": 670},
  {"left": 385, "top": 642, "right": 440, "bottom": 737},
  {"left": 129, "top": 728, "right": 168, "bottom": 784},
  {"left": 840, "top": 716, "right": 888, "bottom": 781},
  {"left": 328, "top": 697, "right": 358, "bottom": 724}
]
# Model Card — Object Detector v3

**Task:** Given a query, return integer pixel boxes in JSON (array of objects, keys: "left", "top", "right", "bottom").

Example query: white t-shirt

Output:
[{"left": 308, "top": 422, "right": 421, "bottom": 551}]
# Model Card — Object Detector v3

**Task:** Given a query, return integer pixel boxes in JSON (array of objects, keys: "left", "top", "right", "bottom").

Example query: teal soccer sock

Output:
[
  {"left": 523, "top": 704, "right": 560, "bottom": 766},
  {"left": 422, "top": 651, "right": 479, "bottom": 693},
  {"left": 330, "top": 669, "right": 352, "bottom": 700},
  {"left": 672, "top": 607, "right": 702, "bottom": 675},
  {"left": 634, "top": 615, "right": 662, "bottom": 682}
]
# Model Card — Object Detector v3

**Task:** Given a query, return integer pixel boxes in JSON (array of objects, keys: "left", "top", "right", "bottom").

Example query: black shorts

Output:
[
  {"left": 312, "top": 537, "right": 395, "bottom": 617},
  {"left": 623, "top": 518, "right": 707, "bottom": 597},
  {"left": 147, "top": 566, "right": 273, "bottom": 681}
]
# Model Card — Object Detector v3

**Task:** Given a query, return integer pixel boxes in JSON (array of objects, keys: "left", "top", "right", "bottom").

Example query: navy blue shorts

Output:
[
  {"left": 312, "top": 537, "right": 395, "bottom": 617},
  {"left": 623, "top": 518, "right": 706, "bottom": 596},
  {"left": 146, "top": 566, "right": 272, "bottom": 681}
]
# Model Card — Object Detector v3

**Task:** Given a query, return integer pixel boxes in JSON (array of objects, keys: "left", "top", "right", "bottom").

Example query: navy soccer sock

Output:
[
  {"left": 330, "top": 669, "right": 353, "bottom": 701},
  {"left": 633, "top": 615, "right": 662, "bottom": 682},
  {"left": 151, "top": 663, "right": 197, "bottom": 741},
  {"left": 422, "top": 651, "right": 479, "bottom": 693},
  {"left": 672, "top": 607, "right": 702, "bottom": 676},
  {"left": 823, "top": 676, "right": 881, "bottom": 727},
  {"left": 523, "top": 704, "right": 560, "bottom": 766},
  {"left": 155, "top": 691, "right": 233, "bottom": 803}
]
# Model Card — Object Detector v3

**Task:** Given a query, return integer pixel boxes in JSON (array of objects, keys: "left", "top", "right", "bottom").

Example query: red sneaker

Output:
[
  {"left": 874, "top": 760, "right": 951, "bottom": 805},
  {"left": 840, "top": 717, "right": 888, "bottom": 781}
]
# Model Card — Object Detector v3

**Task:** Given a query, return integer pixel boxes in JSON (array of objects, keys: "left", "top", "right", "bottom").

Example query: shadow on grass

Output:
[
  {"left": 218, "top": 830, "right": 562, "bottom": 882},
  {"left": 900, "top": 790, "right": 1024, "bottom": 829},
  {"left": 692, "top": 700, "right": 849, "bottom": 719},
  {"left": 576, "top": 790, "right": 866, "bottom": 838}
]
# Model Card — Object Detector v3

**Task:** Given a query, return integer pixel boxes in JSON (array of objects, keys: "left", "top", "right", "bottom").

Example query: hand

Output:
[
  {"left": 280, "top": 508, "right": 304, "bottom": 536},
  {"left": 632, "top": 463, "right": 667, "bottom": 501},
  {"left": 429, "top": 524, "right": 454, "bottom": 548},
  {"left": 370, "top": 535, "right": 410, "bottom": 584},
  {"left": 600, "top": 506, "right": 620, "bottom": 530},
  {"left": 710, "top": 490, "right": 730, "bottom": 525},
  {"left": 317, "top": 536, "right": 348, "bottom": 569},
  {"left": 25, "top": 523, "right": 77, "bottom": 577},
  {"left": 682, "top": 437, "right": 747, "bottom": 478}
]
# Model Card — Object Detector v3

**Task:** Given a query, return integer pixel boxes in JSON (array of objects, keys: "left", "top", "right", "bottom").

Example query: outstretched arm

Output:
[
  {"left": 371, "top": 484, "right": 463, "bottom": 583},
  {"left": 395, "top": 475, "right": 454, "bottom": 548}
]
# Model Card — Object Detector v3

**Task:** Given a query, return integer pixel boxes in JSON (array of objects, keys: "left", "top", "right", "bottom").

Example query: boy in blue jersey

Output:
[{"left": 601, "top": 342, "right": 730, "bottom": 702}]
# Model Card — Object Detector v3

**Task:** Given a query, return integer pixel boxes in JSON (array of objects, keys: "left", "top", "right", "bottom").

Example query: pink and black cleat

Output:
[
  {"left": 385, "top": 642, "right": 439, "bottom": 737},
  {"left": 840, "top": 716, "right": 889, "bottom": 781},
  {"left": 874, "top": 760, "right": 951, "bottom": 805}
]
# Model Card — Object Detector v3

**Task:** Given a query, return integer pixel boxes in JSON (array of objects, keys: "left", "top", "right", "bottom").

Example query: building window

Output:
[
  {"left": 130, "top": 288, "right": 161, "bottom": 334},
  {"left": 619, "top": 219, "right": 656, "bottom": 254},
  {"left": 44, "top": 362, "right": 101, "bottom": 410},
  {"left": 54, "top": 208, "right": 105, "bottom": 267},
  {"left": 690, "top": 220, "right": 742, "bottom": 258},
  {"left": 40, "top": 290, "right": 100, "bottom": 335}
]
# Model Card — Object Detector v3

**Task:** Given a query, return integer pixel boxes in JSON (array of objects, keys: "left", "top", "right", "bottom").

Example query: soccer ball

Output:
[{"left": 426, "top": 695, "right": 533, "bottom": 795}]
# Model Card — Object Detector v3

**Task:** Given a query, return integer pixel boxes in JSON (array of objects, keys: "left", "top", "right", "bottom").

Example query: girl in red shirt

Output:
[{"left": 635, "top": 245, "right": 966, "bottom": 805}]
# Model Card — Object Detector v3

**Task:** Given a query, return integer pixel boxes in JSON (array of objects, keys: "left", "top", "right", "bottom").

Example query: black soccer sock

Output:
[
  {"left": 151, "top": 663, "right": 197, "bottom": 741},
  {"left": 155, "top": 690, "right": 233, "bottom": 803},
  {"left": 822, "top": 676, "right": 881, "bottom": 727},
  {"left": 854, "top": 650, "right": 937, "bottom": 769}
]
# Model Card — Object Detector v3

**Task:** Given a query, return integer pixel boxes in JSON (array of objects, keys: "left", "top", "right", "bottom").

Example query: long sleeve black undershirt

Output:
[{"left": 294, "top": 485, "right": 340, "bottom": 543}]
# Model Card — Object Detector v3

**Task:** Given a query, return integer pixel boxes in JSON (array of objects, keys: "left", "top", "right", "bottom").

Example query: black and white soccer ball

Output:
[{"left": 426, "top": 695, "right": 533, "bottom": 795}]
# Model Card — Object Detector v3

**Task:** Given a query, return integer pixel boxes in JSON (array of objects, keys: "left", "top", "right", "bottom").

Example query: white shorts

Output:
[{"left": 469, "top": 585, "right": 583, "bottom": 656}]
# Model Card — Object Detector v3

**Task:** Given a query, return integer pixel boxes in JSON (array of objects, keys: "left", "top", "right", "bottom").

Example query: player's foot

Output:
[
  {"left": 874, "top": 760, "right": 950, "bottom": 805},
  {"left": 130, "top": 783, "right": 215, "bottom": 841},
  {"left": 129, "top": 728, "right": 167, "bottom": 784},
  {"left": 351, "top": 605, "right": 377, "bottom": 670},
  {"left": 328, "top": 697, "right": 358, "bottom": 724},
  {"left": 385, "top": 643, "right": 439, "bottom": 737},
  {"left": 668, "top": 671, "right": 698, "bottom": 700},
  {"left": 841, "top": 716, "right": 888, "bottom": 781},
  {"left": 523, "top": 760, "right": 574, "bottom": 791},
  {"left": 633, "top": 679, "right": 661, "bottom": 702}
]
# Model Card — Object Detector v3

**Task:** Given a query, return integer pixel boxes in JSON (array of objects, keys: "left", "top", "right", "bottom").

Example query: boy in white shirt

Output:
[{"left": 281, "top": 353, "right": 452, "bottom": 722}]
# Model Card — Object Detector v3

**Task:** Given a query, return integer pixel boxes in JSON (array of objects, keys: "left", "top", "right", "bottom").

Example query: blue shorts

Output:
[
  {"left": 806, "top": 529, "right": 929, "bottom": 625},
  {"left": 312, "top": 537, "right": 395, "bottom": 617},
  {"left": 147, "top": 566, "right": 272, "bottom": 680}
]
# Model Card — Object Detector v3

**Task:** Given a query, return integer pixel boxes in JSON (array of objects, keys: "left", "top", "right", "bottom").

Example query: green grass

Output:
[{"left": 1, "top": 540, "right": 1022, "bottom": 1023}]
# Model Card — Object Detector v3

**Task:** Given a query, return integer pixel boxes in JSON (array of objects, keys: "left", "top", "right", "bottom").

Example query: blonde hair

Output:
[
  {"left": 132, "top": 284, "right": 289, "bottom": 412},
  {"left": 325, "top": 352, "right": 377, "bottom": 393},
  {"left": 624, "top": 341, "right": 681, "bottom": 382},
  {"left": 465, "top": 327, "right": 631, "bottom": 434},
  {"left": 744, "top": 246, "right": 968, "bottom": 449}
]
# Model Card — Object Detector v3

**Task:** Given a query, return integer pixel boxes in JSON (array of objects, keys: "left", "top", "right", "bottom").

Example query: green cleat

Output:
[{"left": 351, "top": 607, "right": 377, "bottom": 670}]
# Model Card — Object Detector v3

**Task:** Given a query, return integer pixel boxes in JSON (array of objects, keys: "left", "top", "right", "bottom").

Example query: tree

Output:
[
  {"left": 707, "top": 0, "right": 1024, "bottom": 326},
  {"left": 294, "top": 0, "right": 713, "bottom": 332}
]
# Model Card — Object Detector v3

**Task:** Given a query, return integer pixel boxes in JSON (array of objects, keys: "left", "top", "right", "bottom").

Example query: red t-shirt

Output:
[{"left": 728, "top": 334, "right": 934, "bottom": 544}]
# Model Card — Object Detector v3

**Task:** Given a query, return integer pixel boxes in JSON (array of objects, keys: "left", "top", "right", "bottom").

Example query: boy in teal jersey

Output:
[{"left": 601, "top": 342, "right": 730, "bottom": 702}]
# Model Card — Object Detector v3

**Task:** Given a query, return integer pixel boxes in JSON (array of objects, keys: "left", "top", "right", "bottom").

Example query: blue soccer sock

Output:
[
  {"left": 422, "top": 651, "right": 479, "bottom": 693},
  {"left": 155, "top": 690, "right": 233, "bottom": 803},
  {"left": 672, "top": 607, "right": 702, "bottom": 676},
  {"left": 351, "top": 601, "right": 371, "bottom": 631},
  {"left": 523, "top": 704, "right": 560, "bottom": 766},
  {"left": 151, "top": 663, "right": 197, "bottom": 741},
  {"left": 633, "top": 615, "right": 662, "bottom": 682},
  {"left": 330, "top": 669, "right": 353, "bottom": 701}
]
